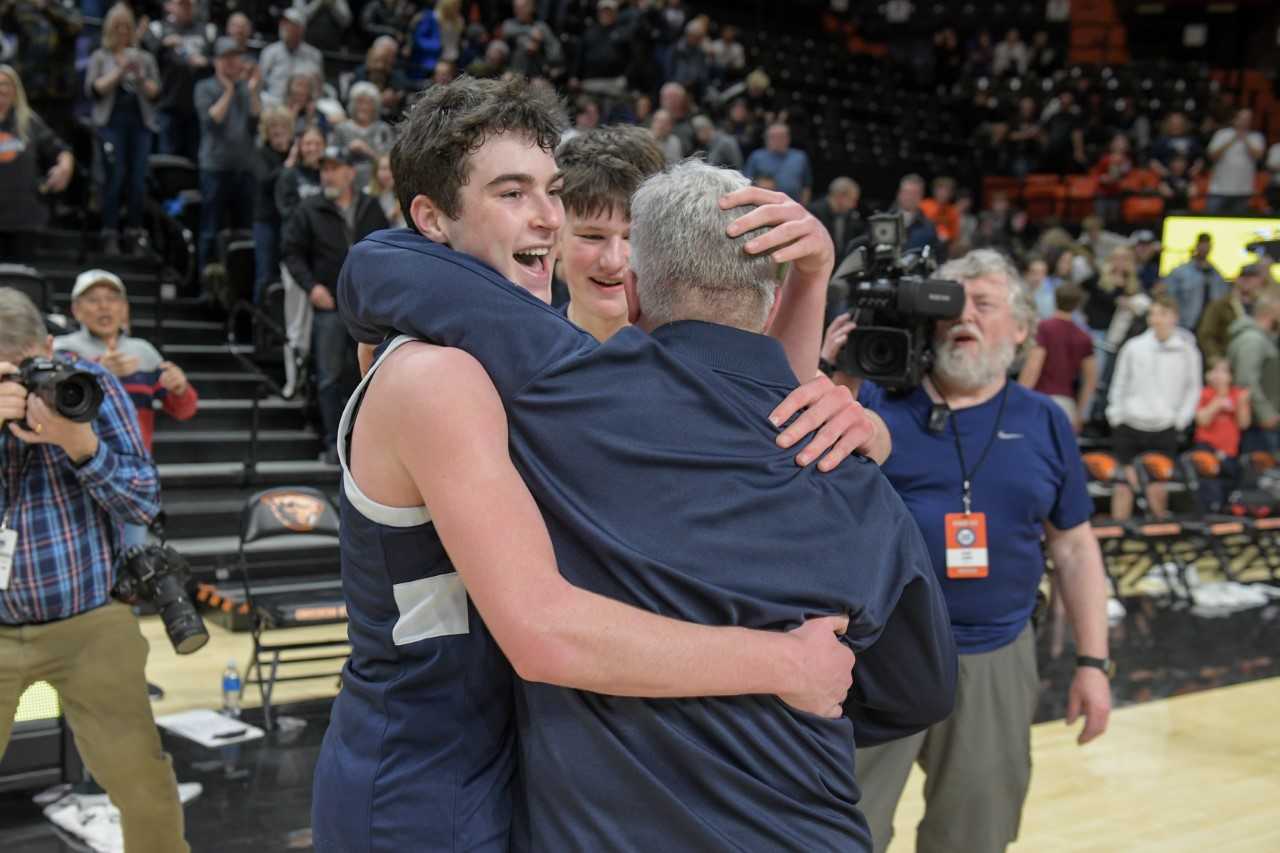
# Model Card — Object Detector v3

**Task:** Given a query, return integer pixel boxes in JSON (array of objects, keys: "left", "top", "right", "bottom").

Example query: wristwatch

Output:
[
  {"left": 818, "top": 357, "right": 837, "bottom": 377},
  {"left": 1075, "top": 655, "right": 1116, "bottom": 679}
]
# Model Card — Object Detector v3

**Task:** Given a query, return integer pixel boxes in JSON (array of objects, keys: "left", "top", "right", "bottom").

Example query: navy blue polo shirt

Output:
[
  {"left": 339, "top": 228, "right": 957, "bottom": 852},
  {"left": 858, "top": 381, "right": 1093, "bottom": 653}
]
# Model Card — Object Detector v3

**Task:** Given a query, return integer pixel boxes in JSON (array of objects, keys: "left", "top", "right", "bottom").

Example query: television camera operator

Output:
[
  {"left": 821, "top": 233, "right": 1112, "bottom": 853},
  {"left": 0, "top": 288, "right": 189, "bottom": 853}
]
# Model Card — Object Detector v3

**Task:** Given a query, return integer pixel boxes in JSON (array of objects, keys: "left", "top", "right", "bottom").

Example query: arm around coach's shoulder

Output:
[
  {"left": 339, "top": 229, "right": 589, "bottom": 399},
  {"left": 361, "top": 342, "right": 856, "bottom": 716}
]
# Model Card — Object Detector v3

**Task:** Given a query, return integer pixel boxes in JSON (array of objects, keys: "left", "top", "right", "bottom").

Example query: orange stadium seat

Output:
[
  {"left": 1064, "top": 175, "right": 1099, "bottom": 220},
  {"left": 1022, "top": 175, "right": 1065, "bottom": 222},
  {"left": 1121, "top": 168, "right": 1165, "bottom": 224}
]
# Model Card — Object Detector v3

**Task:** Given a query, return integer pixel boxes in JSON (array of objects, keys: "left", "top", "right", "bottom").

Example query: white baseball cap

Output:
[{"left": 71, "top": 269, "right": 127, "bottom": 301}]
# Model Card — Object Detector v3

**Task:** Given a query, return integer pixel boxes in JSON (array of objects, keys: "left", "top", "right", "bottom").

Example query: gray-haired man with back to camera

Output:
[{"left": 0, "top": 288, "right": 189, "bottom": 853}]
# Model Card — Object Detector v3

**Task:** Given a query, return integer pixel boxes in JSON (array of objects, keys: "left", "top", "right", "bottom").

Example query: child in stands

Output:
[{"left": 1194, "top": 356, "right": 1251, "bottom": 510}]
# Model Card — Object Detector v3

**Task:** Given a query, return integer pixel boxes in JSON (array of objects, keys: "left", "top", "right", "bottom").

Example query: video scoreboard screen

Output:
[{"left": 1159, "top": 216, "right": 1280, "bottom": 280}]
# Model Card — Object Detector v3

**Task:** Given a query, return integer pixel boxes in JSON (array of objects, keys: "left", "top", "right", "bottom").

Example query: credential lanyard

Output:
[{"left": 940, "top": 384, "right": 1009, "bottom": 516}]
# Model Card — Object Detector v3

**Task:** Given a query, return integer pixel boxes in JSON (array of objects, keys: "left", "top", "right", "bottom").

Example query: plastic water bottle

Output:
[{"left": 221, "top": 660, "right": 242, "bottom": 718}]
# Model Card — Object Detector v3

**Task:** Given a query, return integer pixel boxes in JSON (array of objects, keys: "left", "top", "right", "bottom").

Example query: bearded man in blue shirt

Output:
[{"left": 834, "top": 248, "right": 1113, "bottom": 853}]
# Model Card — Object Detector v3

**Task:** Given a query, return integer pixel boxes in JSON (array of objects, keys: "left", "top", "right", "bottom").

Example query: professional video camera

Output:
[
  {"left": 114, "top": 543, "right": 210, "bottom": 655},
  {"left": 833, "top": 213, "right": 966, "bottom": 389},
  {"left": 9, "top": 357, "right": 104, "bottom": 423}
]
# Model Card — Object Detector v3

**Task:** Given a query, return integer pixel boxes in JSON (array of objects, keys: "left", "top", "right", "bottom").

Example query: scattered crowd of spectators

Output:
[
  {"left": 806, "top": 145, "right": 1280, "bottom": 523},
  {"left": 971, "top": 89, "right": 1280, "bottom": 222},
  {"left": 4, "top": 0, "right": 1280, "bottom": 481},
  {"left": 1013, "top": 222, "right": 1280, "bottom": 519}
]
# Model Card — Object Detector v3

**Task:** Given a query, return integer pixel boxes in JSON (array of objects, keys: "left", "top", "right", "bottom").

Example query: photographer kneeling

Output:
[
  {"left": 0, "top": 289, "right": 189, "bottom": 853},
  {"left": 826, "top": 249, "right": 1112, "bottom": 853}
]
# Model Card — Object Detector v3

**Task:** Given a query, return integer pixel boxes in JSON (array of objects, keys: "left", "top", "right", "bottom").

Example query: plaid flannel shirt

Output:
[{"left": 0, "top": 356, "right": 159, "bottom": 625}]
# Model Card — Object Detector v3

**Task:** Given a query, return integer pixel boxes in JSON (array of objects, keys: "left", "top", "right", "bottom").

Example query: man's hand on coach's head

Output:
[
  {"left": 0, "top": 362, "right": 99, "bottom": 463},
  {"left": 713, "top": 187, "right": 872, "bottom": 469},
  {"left": 720, "top": 186, "right": 835, "bottom": 280}
]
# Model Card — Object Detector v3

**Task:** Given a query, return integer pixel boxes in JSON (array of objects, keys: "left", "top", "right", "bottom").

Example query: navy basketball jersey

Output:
[{"left": 312, "top": 336, "right": 517, "bottom": 852}]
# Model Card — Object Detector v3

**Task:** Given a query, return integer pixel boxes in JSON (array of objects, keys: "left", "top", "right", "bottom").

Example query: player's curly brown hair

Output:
[{"left": 390, "top": 75, "right": 566, "bottom": 222}]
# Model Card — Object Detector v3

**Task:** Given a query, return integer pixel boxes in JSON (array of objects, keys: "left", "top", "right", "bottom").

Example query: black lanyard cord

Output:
[{"left": 934, "top": 381, "right": 1010, "bottom": 515}]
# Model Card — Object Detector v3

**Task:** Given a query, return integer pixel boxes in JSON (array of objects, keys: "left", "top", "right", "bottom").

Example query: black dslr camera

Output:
[
  {"left": 834, "top": 213, "right": 966, "bottom": 389},
  {"left": 114, "top": 544, "right": 210, "bottom": 655},
  {"left": 11, "top": 357, "right": 104, "bottom": 423}
]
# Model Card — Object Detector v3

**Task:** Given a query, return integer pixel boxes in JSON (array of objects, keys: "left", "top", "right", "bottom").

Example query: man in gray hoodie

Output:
[{"left": 1227, "top": 290, "right": 1280, "bottom": 453}]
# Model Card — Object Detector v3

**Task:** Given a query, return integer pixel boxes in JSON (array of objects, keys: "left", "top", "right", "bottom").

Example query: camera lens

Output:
[
  {"left": 54, "top": 376, "right": 101, "bottom": 422},
  {"left": 52, "top": 373, "right": 104, "bottom": 423},
  {"left": 58, "top": 382, "right": 85, "bottom": 409},
  {"left": 857, "top": 332, "right": 907, "bottom": 376}
]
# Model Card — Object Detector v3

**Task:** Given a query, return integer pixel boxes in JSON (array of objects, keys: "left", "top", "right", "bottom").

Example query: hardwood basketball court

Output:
[{"left": 135, "top": 614, "right": 1280, "bottom": 852}]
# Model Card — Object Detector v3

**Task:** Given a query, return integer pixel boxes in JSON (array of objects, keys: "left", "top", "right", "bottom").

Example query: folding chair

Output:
[
  {"left": 1128, "top": 451, "right": 1200, "bottom": 604},
  {"left": 1234, "top": 451, "right": 1280, "bottom": 584},
  {"left": 1081, "top": 450, "right": 1133, "bottom": 598},
  {"left": 237, "top": 486, "right": 347, "bottom": 730},
  {"left": 1176, "top": 449, "right": 1254, "bottom": 583}
]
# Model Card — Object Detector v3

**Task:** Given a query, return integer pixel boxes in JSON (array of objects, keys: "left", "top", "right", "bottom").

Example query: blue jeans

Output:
[
  {"left": 252, "top": 220, "right": 280, "bottom": 303},
  {"left": 311, "top": 308, "right": 356, "bottom": 449},
  {"left": 99, "top": 106, "right": 153, "bottom": 232},
  {"left": 157, "top": 109, "right": 200, "bottom": 163},
  {"left": 1240, "top": 426, "right": 1280, "bottom": 455},
  {"left": 198, "top": 169, "right": 255, "bottom": 273}
]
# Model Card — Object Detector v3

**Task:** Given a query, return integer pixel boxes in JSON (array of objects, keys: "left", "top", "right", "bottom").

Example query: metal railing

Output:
[{"left": 225, "top": 299, "right": 309, "bottom": 484}]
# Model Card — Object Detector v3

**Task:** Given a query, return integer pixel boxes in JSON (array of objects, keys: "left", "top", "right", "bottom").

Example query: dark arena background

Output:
[{"left": 1, "top": 0, "right": 1279, "bottom": 850}]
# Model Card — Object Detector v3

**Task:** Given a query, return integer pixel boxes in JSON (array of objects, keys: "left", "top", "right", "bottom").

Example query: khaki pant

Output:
[
  {"left": 856, "top": 626, "right": 1040, "bottom": 853},
  {"left": 0, "top": 602, "right": 189, "bottom": 853}
]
